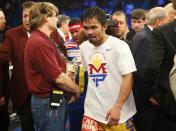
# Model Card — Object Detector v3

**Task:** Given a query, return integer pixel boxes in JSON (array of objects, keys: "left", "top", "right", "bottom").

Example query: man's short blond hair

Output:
[{"left": 29, "top": 2, "right": 59, "bottom": 31}]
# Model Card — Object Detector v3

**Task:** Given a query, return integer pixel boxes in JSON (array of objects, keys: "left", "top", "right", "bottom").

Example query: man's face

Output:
[
  {"left": 131, "top": 18, "right": 145, "bottom": 32},
  {"left": 165, "top": 12, "right": 175, "bottom": 23},
  {"left": 112, "top": 14, "right": 128, "bottom": 38},
  {"left": 83, "top": 17, "right": 107, "bottom": 46},
  {"left": 61, "top": 20, "right": 70, "bottom": 35},
  {"left": 22, "top": 8, "right": 30, "bottom": 31},
  {"left": 47, "top": 12, "right": 58, "bottom": 31},
  {"left": 0, "top": 11, "right": 6, "bottom": 31},
  {"left": 70, "top": 28, "right": 85, "bottom": 44},
  {"left": 157, "top": 17, "right": 168, "bottom": 26}
]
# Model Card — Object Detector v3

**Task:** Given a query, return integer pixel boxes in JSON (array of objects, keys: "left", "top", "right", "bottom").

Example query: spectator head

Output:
[
  {"left": 131, "top": 9, "right": 146, "bottom": 32},
  {"left": 22, "top": 1, "right": 36, "bottom": 31},
  {"left": 81, "top": 6, "right": 108, "bottom": 46},
  {"left": 146, "top": 7, "right": 167, "bottom": 28},
  {"left": 112, "top": 10, "right": 129, "bottom": 39},
  {"left": 172, "top": 0, "right": 176, "bottom": 9},
  {"left": 164, "top": 3, "right": 176, "bottom": 23},
  {"left": 57, "top": 15, "right": 70, "bottom": 35},
  {"left": 0, "top": 8, "right": 6, "bottom": 31},
  {"left": 69, "top": 18, "right": 86, "bottom": 44},
  {"left": 29, "top": 2, "right": 59, "bottom": 31}
]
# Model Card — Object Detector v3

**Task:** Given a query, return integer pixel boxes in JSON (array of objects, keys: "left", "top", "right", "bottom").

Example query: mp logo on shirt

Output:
[{"left": 88, "top": 52, "right": 107, "bottom": 87}]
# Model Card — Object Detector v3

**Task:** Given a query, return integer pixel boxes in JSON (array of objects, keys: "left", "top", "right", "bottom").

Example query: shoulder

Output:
[
  {"left": 132, "top": 28, "right": 151, "bottom": 44},
  {"left": 154, "top": 20, "right": 176, "bottom": 34},
  {"left": 6, "top": 25, "right": 23, "bottom": 34},
  {"left": 135, "top": 28, "right": 150, "bottom": 38},
  {"left": 80, "top": 40, "right": 92, "bottom": 49},
  {"left": 27, "top": 33, "right": 52, "bottom": 55},
  {"left": 5, "top": 25, "right": 26, "bottom": 40},
  {"left": 29, "top": 32, "right": 45, "bottom": 44},
  {"left": 109, "top": 36, "right": 129, "bottom": 49}
]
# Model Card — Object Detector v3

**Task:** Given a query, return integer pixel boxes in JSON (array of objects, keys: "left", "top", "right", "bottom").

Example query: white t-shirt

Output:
[{"left": 80, "top": 36, "right": 137, "bottom": 124}]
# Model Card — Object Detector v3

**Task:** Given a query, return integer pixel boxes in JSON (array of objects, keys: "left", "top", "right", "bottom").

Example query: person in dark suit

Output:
[
  {"left": 50, "top": 29, "right": 67, "bottom": 56},
  {"left": 130, "top": 7, "right": 167, "bottom": 131},
  {"left": 126, "top": 9, "right": 146, "bottom": 43},
  {"left": 143, "top": 1, "right": 176, "bottom": 130},
  {"left": 0, "top": 8, "right": 10, "bottom": 131},
  {"left": 0, "top": 1, "right": 35, "bottom": 131},
  {"left": 50, "top": 15, "right": 71, "bottom": 57}
]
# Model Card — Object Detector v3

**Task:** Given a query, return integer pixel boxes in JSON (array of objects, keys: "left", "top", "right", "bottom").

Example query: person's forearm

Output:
[
  {"left": 115, "top": 73, "right": 133, "bottom": 109},
  {"left": 55, "top": 72, "right": 80, "bottom": 94}
]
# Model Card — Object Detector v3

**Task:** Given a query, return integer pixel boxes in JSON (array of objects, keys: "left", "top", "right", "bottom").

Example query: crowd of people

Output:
[{"left": 0, "top": 0, "right": 176, "bottom": 131}]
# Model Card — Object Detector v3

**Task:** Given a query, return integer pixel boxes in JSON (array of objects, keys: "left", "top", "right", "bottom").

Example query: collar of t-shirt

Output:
[
  {"left": 91, "top": 35, "right": 110, "bottom": 49},
  {"left": 57, "top": 29, "right": 65, "bottom": 42}
]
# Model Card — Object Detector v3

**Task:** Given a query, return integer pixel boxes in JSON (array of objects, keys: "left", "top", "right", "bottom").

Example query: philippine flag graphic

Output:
[{"left": 88, "top": 52, "right": 107, "bottom": 87}]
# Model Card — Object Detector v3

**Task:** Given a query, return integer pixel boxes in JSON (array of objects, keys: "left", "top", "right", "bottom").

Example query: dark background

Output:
[{"left": 0, "top": 0, "right": 171, "bottom": 28}]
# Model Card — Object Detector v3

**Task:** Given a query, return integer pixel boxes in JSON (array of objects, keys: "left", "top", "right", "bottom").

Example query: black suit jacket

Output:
[
  {"left": 50, "top": 29, "right": 67, "bottom": 57},
  {"left": 144, "top": 20, "right": 176, "bottom": 114},
  {"left": 130, "top": 25, "right": 153, "bottom": 111}
]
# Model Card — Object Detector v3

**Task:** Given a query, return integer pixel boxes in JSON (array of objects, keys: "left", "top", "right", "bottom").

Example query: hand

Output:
[
  {"left": 67, "top": 87, "right": 81, "bottom": 104},
  {"left": 149, "top": 97, "right": 159, "bottom": 106},
  {"left": 68, "top": 95, "right": 77, "bottom": 104},
  {"left": 0, "top": 96, "right": 5, "bottom": 106},
  {"left": 105, "top": 105, "right": 121, "bottom": 126},
  {"left": 67, "top": 71, "right": 75, "bottom": 81},
  {"left": 75, "top": 86, "right": 81, "bottom": 99}
]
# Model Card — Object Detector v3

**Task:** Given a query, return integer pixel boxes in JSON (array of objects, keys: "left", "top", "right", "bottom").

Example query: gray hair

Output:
[
  {"left": 164, "top": 3, "right": 175, "bottom": 14},
  {"left": 57, "top": 15, "right": 70, "bottom": 27},
  {"left": 164, "top": 3, "right": 176, "bottom": 22},
  {"left": 146, "top": 7, "right": 166, "bottom": 25}
]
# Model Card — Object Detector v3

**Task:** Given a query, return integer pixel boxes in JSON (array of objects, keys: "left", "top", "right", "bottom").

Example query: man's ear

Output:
[
  {"left": 44, "top": 15, "right": 48, "bottom": 23},
  {"left": 103, "top": 23, "right": 108, "bottom": 30}
]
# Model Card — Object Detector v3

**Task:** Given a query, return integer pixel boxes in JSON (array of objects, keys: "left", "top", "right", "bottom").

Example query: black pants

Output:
[
  {"left": 133, "top": 107, "right": 158, "bottom": 131},
  {"left": 153, "top": 107, "right": 176, "bottom": 131},
  {"left": 16, "top": 94, "right": 35, "bottom": 131},
  {"left": 0, "top": 111, "right": 9, "bottom": 131}
]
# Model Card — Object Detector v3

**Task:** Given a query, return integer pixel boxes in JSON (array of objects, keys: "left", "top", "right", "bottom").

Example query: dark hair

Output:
[
  {"left": 69, "top": 18, "right": 82, "bottom": 26},
  {"left": 22, "top": 1, "right": 36, "bottom": 10},
  {"left": 81, "top": 6, "right": 107, "bottom": 26},
  {"left": 131, "top": 9, "right": 146, "bottom": 20},
  {"left": 172, "top": 0, "right": 176, "bottom": 9}
]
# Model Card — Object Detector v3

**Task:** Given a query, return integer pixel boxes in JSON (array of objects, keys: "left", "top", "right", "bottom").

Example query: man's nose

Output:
[
  {"left": 87, "top": 29, "right": 93, "bottom": 35},
  {"left": 134, "top": 22, "right": 139, "bottom": 27},
  {"left": 72, "top": 32, "right": 77, "bottom": 37},
  {"left": 115, "top": 22, "right": 122, "bottom": 28}
]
